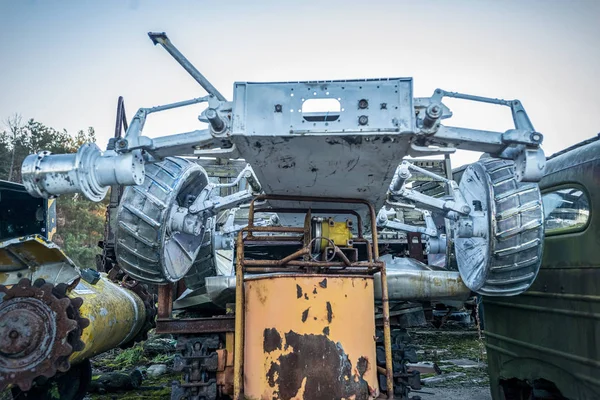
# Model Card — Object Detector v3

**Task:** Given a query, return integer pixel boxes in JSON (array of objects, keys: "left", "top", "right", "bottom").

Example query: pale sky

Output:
[{"left": 1, "top": 0, "right": 599, "bottom": 166}]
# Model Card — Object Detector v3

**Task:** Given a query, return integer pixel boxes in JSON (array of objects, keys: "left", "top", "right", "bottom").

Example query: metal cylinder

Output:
[
  {"left": 389, "top": 162, "right": 411, "bottom": 193},
  {"left": 21, "top": 144, "right": 144, "bottom": 202},
  {"left": 68, "top": 276, "right": 146, "bottom": 363},
  {"left": 422, "top": 103, "right": 442, "bottom": 130},
  {"left": 244, "top": 274, "right": 379, "bottom": 399},
  {"left": 374, "top": 268, "right": 471, "bottom": 301},
  {"left": 206, "top": 108, "right": 226, "bottom": 132}
]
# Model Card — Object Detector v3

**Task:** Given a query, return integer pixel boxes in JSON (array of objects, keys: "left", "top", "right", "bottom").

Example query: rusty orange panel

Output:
[{"left": 244, "top": 274, "right": 379, "bottom": 399}]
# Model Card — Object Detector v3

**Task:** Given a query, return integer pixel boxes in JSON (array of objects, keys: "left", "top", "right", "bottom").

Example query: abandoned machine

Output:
[{"left": 3, "top": 32, "right": 548, "bottom": 399}]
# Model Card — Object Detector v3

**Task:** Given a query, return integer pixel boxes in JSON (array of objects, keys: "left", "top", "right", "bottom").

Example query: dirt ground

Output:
[
  {"left": 1, "top": 324, "right": 491, "bottom": 399},
  {"left": 418, "top": 387, "right": 492, "bottom": 399}
]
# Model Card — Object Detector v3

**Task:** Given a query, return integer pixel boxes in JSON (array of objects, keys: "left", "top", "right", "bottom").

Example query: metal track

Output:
[{"left": 171, "top": 334, "right": 220, "bottom": 400}]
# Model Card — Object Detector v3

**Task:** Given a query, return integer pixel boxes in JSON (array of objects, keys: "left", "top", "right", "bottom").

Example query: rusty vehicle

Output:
[
  {"left": 484, "top": 134, "right": 600, "bottom": 400},
  {"left": 0, "top": 179, "right": 156, "bottom": 400},
  {"left": 15, "top": 31, "right": 548, "bottom": 399}
]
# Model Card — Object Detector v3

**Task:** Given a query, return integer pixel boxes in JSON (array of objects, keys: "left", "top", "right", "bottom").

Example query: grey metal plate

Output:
[
  {"left": 232, "top": 78, "right": 415, "bottom": 136},
  {"left": 230, "top": 78, "right": 416, "bottom": 219}
]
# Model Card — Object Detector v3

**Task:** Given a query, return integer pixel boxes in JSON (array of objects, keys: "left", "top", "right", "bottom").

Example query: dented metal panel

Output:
[{"left": 243, "top": 274, "right": 379, "bottom": 399}]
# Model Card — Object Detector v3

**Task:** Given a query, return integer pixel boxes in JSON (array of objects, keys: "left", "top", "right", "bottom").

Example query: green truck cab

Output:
[{"left": 485, "top": 135, "right": 600, "bottom": 399}]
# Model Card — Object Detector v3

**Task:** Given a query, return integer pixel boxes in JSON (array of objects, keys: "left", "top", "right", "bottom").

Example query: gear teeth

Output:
[
  {"left": 0, "top": 278, "right": 90, "bottom": 391},
  {"left": 40, "top": 283, "right": 55, "bottom": 301},
  {"left": 78, "top": 317, "right": 90, "bottom": 330},
  {"left": 57, "top": 297, "right": 72, "bottom": 312},
  {"left": 70, "top": 296, "right": 84, "bottom": 309},
  {"left": 53, "top": 283, "right": 68, "bottom": 297},
  {"left": 56, "top": 356, "right": 71, "bottom": 373},
  {"left": 73, "top": 339, "right": 86, "bottom": 352},
  {"left": 33, "top": 278, "right": 46, "bottom": 288},
  {"left": 67, "top": 319, "right": 79, "bottom": 333},
  {"left": 18, "top": 278, "right": 32, "bottom": 287},
  {"left": 39, "top": 364, "right": 57, "bottom": 379}
]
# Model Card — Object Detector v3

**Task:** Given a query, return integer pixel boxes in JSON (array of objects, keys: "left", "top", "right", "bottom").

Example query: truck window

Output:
[{"left": 542, "top": 187, "right": 590, "bottom": 235}]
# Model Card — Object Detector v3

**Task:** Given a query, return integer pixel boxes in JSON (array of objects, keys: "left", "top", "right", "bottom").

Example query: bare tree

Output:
[{"left": 5, "top": 114, "right": 22, "bottom": 182}]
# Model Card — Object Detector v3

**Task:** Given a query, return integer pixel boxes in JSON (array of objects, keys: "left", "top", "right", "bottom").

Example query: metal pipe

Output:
[
  {"left": 334, "top": 247, "right": 352, "bottom": 267},
  {"left": 157, "top": 283, "right": 173, "bottom": 320},
  {"left": 367, "top": 201, "right": 394, "bottom": 398},
  {"left": 277, "top": 247, "right": 310, "bottom": 266},
  {"left": 233, "top": 231, "right": 244, "bottom": 400},
  {"left": 243, "top": 259, "right": 382, "bottom": 269},
  {"left": 245, "top": 226, "right": 306, "bottom": 233},
  {"left": 374, "top": 269, "right": 471, "bottom": 301},
  {"left": 21, "top": 144, "right": 144, "bottom": 202},
  {"left": 240, "top": 267, "right": 380, "bottom": 274},
  {"left": 380, "top": 262, "right": 394, "bottom": 399},
  {"left": 148, "top": 32, "right": 227, "bottom": 101}
]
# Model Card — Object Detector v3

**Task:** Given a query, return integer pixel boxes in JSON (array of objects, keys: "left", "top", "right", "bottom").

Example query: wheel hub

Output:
[
  {"left": 0, "top": 279, "right": 88, "bottom": 391},
  {"left": 0, "top": 301, "right": 54, "bottom": 364}
]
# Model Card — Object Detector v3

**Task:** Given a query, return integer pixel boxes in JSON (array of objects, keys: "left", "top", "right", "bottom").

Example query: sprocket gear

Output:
[{"left": 0, "top": 278, "right": 89, "bottom": 391}]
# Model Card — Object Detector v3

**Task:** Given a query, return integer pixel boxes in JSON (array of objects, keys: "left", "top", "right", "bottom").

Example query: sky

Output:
[{"left": 1, "top": 0, "right": 599, "bottom": 166}]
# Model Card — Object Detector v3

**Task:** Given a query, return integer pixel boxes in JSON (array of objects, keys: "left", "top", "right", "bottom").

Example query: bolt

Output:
[
  {"left": 380, "top": 103, "right": 387, "bottom": 110},
  {"left": 358, "top": 115, "right": 368, "bottom": 126},
  {"left": 9, "top": 330, "right": 18, "bottom": 339},
  {"left": 461, "top": 205, "right": 471, "bottom": 214},
  {"left": 274, "top": 104, "right": 282, "bottom": 113},
  {"left": 358, "top": 99, "right": 368, "bottom": 109}
]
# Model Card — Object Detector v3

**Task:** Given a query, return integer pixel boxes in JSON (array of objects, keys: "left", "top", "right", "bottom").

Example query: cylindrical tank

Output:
[
  {"left": 244, "top": 274, "right": 379, "bottom": 399},
  {"left": 69, "top": 276, "right": 147, "bottom": 363}
]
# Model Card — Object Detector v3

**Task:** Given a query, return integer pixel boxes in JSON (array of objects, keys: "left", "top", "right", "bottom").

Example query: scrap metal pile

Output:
[{"left": 6, "top": 32, "right": 547, "bottom": 399}]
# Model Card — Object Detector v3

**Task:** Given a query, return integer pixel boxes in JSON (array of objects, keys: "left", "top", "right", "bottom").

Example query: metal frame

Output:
[
  {"left": 155, "top": 284, "right": 235, "bottom": 335},
  {"left": 232, "top": 194, "right": 394, "bottom": 399}
]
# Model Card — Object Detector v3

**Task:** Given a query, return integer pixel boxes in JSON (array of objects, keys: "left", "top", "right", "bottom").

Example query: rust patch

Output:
[
  {"left": 301, "top": 307, "right": 310, "bottom": 323},
  {"left": 268, "top": 331, "right": 370, "bottom": 400},
  {"left": 296, "top": 284, "right": 303, "bottom": 299},
  {"left": 319, "top": 278, "right": 327, "bottom": 289},
  {"left": 312, "top": 287, "right": 317, "bottom": 295},
  {"left": 256, "top": 285, "right": 267, "bottom": 305},
  {"left": 322, "top": 326, "right": 330, "bottom": 336},
  {"left": 263, "top": 328, "right": 282, "bottom": 353},
  {"left": 266, "top": 361, "right": 279, "bottom": 387},
  {"left": 326, "top": 302, "right": 333, "bottom": 323},
  {"left": 304, "top": 293, "right": 309, "bottom": 300}
]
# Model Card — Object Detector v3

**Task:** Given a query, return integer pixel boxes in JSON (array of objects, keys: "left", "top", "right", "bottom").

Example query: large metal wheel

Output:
[
  {"left": 455, "top": 159, "right": 544, "bottom": 296},
  {"left": 116, "top": 157, "right": 213, "bottom": 284}
]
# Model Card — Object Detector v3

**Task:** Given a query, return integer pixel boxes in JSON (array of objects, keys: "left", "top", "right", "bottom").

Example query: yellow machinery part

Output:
[
  {"left": 68, "top": 275, "right": 146, "bottom": 364},
  {"left": 320, "top": 218, "right": 353, "bottom": 248},
  {"left": 244, "top": 274, "right": 379, "bottom": 399}
]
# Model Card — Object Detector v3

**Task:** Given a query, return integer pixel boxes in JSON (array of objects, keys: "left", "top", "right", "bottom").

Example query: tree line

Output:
[{"left": 0, "top": 115, "right": 106, "bottom": 268}]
